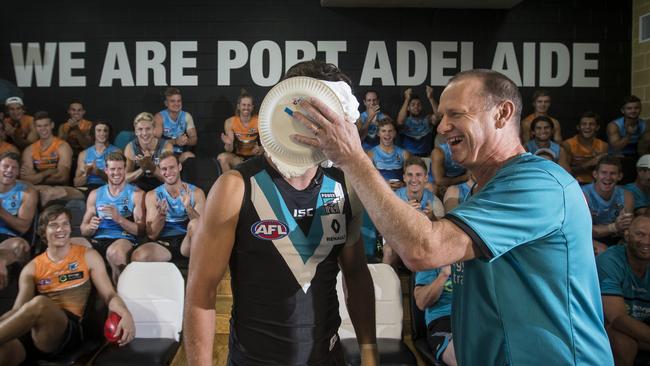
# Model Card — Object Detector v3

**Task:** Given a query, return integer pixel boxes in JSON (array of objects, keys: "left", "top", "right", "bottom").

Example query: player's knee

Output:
[
  {"left": 180, "top": 151, "right": 195, "bottom": 163},
  {"left": 130, "top": 247, "right": 151, "bottom": 262},
  {"left": 0, "top": 341, "right": 26, "bottom": 366},
  {"left": 64, "top": 187, "right": 84, "bottom": 200},
  {"left": 187, "top": 218, "right": 198, "bottom": 233},
  {"left": 9, "top": 238, "right": 30, "bottom": 257},
  {"left": 180, "top": 241, "right": 191, "bottom": 258},
  {"left": 23, "top": 295, "right": 54, "bottom": 318},
  {"left": 610, "top": 329, "right": 638, "bottom": 362},
  {"left": 216, "top": 153, "right": 229, "bottom": 165},
  {"left": 442, "top": 340, "right": 457, "bottom": 366},
  {"left": 106, "top": 243, "right": 127, "bottom": 265}
]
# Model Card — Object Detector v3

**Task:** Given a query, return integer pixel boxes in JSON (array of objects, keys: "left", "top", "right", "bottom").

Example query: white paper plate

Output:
[{"left": 258, "top": 76, "right": 344, "bottom": 168}]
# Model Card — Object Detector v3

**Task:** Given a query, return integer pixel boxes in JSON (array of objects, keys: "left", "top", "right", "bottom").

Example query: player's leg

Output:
[
  {"left": 0, "top": 339, "right": 26, "bottom": 366},
  {"left": 131, "top": 242, "right": 172, "bottom": 262},
  {"left": 106, "top": 238, "right": 135, "bottom": 284},
  {"left": 0, "top": 295, "right": 68, "bottom": 353},
  {"left": 607, "top": 326, "right": 638, "bottom": 366},
  {"left": 180, "top": 219, "right": 198, "bottom": 257}
]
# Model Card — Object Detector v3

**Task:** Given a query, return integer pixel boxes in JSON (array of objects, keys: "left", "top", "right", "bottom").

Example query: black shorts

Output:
[
  {"left": 90, "top": 237, "right": 137, "bottom": 259},
  {"left": 135, "top": 176, "right": 162, "bottom": 192},
  {"left": 426, "top": 315, "right": 452, "bottom": 361},
  {"left": 83, "top": 183, "right": 104, "bottom": 196},
  {"left": 0, "top": 233, "right": 16, "bottom": 243},
  {"left": 227, "top": 333, "right": 345, "bottom": 366},
  {"left": 18, "top": 310, "right": 83, "bottom": 363},
  {"left": 154, "top": 235, "right": 188, "bottom": 267},
  {"left": 598, "top": 234, "right": 623, "bottom": 247}
]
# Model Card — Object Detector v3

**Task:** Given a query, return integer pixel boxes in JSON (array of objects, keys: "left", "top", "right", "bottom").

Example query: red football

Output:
[{"left": 104, "top": 311, "right": 122, "bottom": 342}]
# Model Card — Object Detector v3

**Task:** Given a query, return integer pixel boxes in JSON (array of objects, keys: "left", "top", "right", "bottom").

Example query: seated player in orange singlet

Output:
[
  {"left": 20, "top": 112, "right": 83, "bottom": 205},
  {"left": 0, "top": 123, "right": 19, "bottom": 155},
  {"left": 216, "top": 90, "right": 263, "bottom": 173},
  {"left": 0, "top": 204, "right": 135, "bottom": 366},
  {"left": 3, "top": 97, "right": 36, "bottom": 150},
  {"left": 58, "top": 100, "right": 94, "bottom": 156}
]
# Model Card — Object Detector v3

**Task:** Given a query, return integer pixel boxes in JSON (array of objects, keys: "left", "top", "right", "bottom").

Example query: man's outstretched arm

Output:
[{"left": 183, "top": 170, "right": 243, "bottom": 366}]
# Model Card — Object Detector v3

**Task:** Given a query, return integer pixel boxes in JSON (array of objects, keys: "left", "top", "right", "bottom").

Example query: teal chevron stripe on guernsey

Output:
[
  {"left": 250, "top": 172, "right": 346, "bottom": 292},
  {"left": 254, "top": 170, "right": 324, "bottom": 263},
  {"left": 250, "top": 176, "right": 308, "bottom": 288}
]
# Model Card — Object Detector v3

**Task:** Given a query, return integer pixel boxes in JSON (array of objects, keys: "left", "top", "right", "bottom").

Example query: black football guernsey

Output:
[{"left": 229, "top": 156, "right": 360, "bottom": 365}]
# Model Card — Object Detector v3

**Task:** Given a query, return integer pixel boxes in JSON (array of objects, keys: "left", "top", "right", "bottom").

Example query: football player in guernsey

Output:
[
  {"left": 0, "top": 204, "right": 134, "bottom": 365},
  {"left": 131, "top": 152, "right": 205, "bottom": 267},
  {"left": 80, "top": 151, "right": 145, "bottom": 284},
  {"left": 153, "top": 87, "right": 198, "bottom": 163},
  {"left": 217, "top": 90, "right": 263, "bottom": 173},
  {"left": 20, "top": 111, "right": 84, "bottom": 205},
  {"left": 0, "top": 152, "right": 37, "bottom": 289},
  {"left": 184, "top": 60, "right": 379, "bottom": 366},
  {"left": 3, "top": 96, "right": 37, "bottom": 150},
  {"left": 73, "top": 121, "right": 120, "bottom": 193}
]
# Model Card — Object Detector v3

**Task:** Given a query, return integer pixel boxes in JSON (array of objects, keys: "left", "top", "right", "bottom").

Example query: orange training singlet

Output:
[
  {"left": 32, "top": 137, "right": 64, "bottom": 171},
  {"left": 3, "top": 115, "right": 34, "bottom": 138},
  {"left": 232, "top": 115, "right": 259, "bottom": 157},
  {"left": 33, "top": 244, "right": 92, "bottom": 318},
  {"left": 59, "top": 119, "right": 92, "bottom": 136},
  {"left": 0, "top": 141, "right": 17, "bottom": 154},
  {"left": 564, "top": 135, "right": 608, "bottom": 184}
]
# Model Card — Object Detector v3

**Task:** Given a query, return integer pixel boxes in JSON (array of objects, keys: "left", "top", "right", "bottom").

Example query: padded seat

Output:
[
  {"left": 336, "top": 263, "right": 416, "bottom": 366},
  {"left": 91, "top": 338, "right": 179, "bottom": 366},
  {"left": 341, "top": 338, "right": 416, "bottom": 366},
  {"left": 94, "top": 262, "right": 184, "bottom": 366}
]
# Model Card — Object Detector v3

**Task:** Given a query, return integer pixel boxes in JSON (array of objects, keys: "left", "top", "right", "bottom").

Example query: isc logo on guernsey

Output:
[{"left": 251, "top": 220, "right": 289, "bottom": 240}]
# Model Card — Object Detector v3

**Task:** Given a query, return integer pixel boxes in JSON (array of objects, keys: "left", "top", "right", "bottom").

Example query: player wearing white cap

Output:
[{"left": 3, "top": 97, "right": 37, "bottom": 150}]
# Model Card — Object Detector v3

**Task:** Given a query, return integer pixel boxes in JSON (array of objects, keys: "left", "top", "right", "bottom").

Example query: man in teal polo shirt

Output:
[
  {"left": 598, "top": 215, "right": 650, "bottom": 365},
  {"left": 624, "top": 154, "right": 649, "bottom": 215},
  {"left": 293, "top": 68, "right": 613, "bottom": 365}
]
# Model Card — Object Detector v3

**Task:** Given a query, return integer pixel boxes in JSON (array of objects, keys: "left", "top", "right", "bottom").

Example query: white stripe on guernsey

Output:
[{"left": 250, "top": 176, "right": 346, "bottom": 293}]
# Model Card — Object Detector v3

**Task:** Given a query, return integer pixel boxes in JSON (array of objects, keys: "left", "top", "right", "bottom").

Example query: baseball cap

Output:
[
  {"left": 637, "top": 154, "right": 650, "bottom": 169},
  {"left": 5, "top": 96, "right": 23, "bottom": 106}
]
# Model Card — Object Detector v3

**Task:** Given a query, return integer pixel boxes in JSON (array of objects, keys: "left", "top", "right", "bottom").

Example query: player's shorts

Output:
[
  {"left": 227, "top": 332, "right": 345, "bottom": 366},
  {"left": 153, "top": 235, "right": 188, "bottom": 268},
  {"left": 0, "top": 233, "right": 17, "bottom": 243},
  {"left": 19, "top": 308, "right": 82, "bottom": 363},
  {"left": 90, "top": 237, "right": 137, "bottom": 259},
  {"left": 426, "top": 315, "right": 452, "bottom": 361}
]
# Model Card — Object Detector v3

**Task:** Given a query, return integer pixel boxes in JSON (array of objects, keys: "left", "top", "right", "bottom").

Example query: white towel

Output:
[{"left": 320, "top": 80, "right": 360, "bottom": 123}]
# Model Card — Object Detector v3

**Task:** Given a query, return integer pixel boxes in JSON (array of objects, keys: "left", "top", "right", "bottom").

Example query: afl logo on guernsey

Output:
[{"left": 251, "top": 220, "right": 289, "bottom": 240}]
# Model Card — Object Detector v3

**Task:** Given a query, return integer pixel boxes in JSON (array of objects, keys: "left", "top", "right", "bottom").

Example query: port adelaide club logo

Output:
[{"left": 251, "top": 220, "right": 289, "bottom": 240}]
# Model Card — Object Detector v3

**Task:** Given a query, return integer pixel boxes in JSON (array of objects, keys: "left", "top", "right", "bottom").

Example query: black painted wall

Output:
[{"left": 0, "top": 0, "right": 632, "bottom": 157}]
